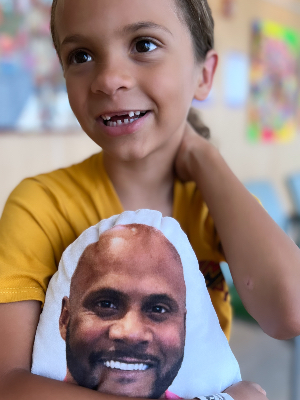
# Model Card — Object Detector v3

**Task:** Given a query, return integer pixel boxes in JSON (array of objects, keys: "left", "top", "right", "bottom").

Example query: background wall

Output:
[
  {"left": 203, "top": 0, "right": 300, "bottom": 214},
  {"left": 0, "top": 132, "right": 99, "bottom": 212},
  {"left": 1, "top": 0, "right": 300, "bottom": 216}
]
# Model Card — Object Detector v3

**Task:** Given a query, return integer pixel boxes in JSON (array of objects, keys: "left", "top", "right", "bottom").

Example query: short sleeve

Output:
[
  {"left": 0, "top": 152, "right": 126, "bottom": 306},
  {"left": 0, "top": 178, "right": 78, "bottom": 305}
]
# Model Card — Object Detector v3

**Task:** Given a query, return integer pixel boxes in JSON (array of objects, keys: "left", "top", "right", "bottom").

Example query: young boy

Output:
[{"left": 0, "top": 1, "right": 299, "bottom": 399}]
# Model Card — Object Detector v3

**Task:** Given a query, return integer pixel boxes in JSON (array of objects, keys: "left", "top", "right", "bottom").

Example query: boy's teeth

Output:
[
  {"left": 107, "top": 118, "right": 139, "bottom": 127},
  {"left": 102, "top": 111, "right": 143, "bottom": 120},
  {"left": 103, "top": 111, "right": 147, "bottom": 127}
]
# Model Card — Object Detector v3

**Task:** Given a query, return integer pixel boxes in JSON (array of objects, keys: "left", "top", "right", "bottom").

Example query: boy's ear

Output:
[{"left": 194, "top": 50, "right": 218, "bottom": 101}]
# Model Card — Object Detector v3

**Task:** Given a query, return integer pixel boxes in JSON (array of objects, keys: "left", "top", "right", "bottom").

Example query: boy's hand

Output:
[
  {"left": 175, "top": 122, "right": 213, "bottom": 182},
  {"left": 223, "top": 381, "right": 268, "bottom": 400}
]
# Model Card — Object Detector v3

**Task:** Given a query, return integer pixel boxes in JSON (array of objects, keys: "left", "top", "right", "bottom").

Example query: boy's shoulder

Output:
[
  {"left": 5, "top": 151, "right": 122, "bottom": 226},
  {"left": 31, "top": 151, "right": 103, "bottom": 188},
  {"left": 12, "top": 152, "right": 104, "bottom": 201}
]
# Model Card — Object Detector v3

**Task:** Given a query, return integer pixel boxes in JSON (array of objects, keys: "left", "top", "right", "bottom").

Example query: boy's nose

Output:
[
  {"left": 90, "top": 60, "right": 136, "bottom": 96},
  {"left": 108, "top": 311, "right": 153, "bottom": 345}
]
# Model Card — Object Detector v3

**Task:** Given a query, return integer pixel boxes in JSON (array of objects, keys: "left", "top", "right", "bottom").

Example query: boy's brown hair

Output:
[
  {"left": 174, "top": 0, "right": 214, "bottom": 61},
  {"left": 50, "top": 0, "right": 214, "bottom": 62}
]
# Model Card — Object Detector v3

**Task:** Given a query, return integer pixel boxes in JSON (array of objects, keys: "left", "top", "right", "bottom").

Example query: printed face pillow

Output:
[{"left": 32, "top": 210, "right": 241, "bottom": 398}]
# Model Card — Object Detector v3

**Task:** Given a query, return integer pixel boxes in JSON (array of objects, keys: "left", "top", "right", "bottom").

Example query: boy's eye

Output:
[
  {"left": 70, "top": 50, "right": 92, "bottom": 64},
  {"left": 134, "top": 39, "right": 157, "bottom": 53}
]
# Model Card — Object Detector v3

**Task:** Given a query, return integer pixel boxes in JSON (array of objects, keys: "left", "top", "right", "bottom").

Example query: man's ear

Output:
[
  {"left": 194, "top": 50, "right": 218, "bottom": 101},
  {"left": 59, "top": 296, "right": 70, "bottom": 341}
]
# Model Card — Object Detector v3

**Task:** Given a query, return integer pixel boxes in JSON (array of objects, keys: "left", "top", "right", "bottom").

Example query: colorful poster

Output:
[
  {"left": 0, "top": 0, "right": 78, "bottom": 132},
  {"left": 248, "top": 20, "right": 300, "bottom": 143}
]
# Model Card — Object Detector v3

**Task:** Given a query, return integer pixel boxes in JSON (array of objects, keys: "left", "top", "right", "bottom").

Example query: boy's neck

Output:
[{"left": 103, "top": 150, "right": 176, "bottom": 217}]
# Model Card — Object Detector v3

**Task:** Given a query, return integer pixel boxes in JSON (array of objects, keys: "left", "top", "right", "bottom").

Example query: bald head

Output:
[{"left": 69, "top": 224, "right": 185, "bottom": 306}]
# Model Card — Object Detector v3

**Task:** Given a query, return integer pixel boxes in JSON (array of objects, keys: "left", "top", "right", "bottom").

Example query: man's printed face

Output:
[{"left": 60, "top": 225, "right": 186, "bottom": 398}]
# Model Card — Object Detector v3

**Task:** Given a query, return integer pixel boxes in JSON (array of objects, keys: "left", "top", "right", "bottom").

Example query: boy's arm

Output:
[
  {"left": 193, "top": 382, "right": 268, "bottom": 400},
  {"left": 175, "top": 123, "right": 300, "bottom": 339},
  {"left": 223, "top": 381, "right": 267, "bottom": 400},
  {"left": 0, "top": 301, "right": 267, "bottom": 400},
  {"left": 0, "top": 301, "right": 137, "bottom": 400}
]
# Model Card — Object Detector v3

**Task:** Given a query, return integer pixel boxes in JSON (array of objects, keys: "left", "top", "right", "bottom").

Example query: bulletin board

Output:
[{"left": 0, "top": 0, "right": 77, "bottom": 132}]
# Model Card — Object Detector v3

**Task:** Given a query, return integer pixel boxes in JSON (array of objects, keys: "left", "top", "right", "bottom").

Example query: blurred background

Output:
[{"left": 1, "top": 0, "right": 300, "bottom": 399}]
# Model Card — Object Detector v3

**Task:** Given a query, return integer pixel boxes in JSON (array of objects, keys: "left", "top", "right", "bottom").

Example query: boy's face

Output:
[{"left": 55, "top": 0, "right": 209, "bottom": 161}]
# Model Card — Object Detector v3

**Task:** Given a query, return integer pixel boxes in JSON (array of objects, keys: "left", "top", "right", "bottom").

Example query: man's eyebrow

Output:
[
  {"left": 83, "top": 288, "right": 127, "bottom": 306},
  {"left": 120, "top": 21, "right": 173, "bottom": 36}
]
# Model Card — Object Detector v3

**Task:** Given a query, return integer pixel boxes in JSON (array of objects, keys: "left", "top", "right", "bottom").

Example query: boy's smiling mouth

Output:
[{"left": 101, "top": 111, "right": 148, "bottom": 127}]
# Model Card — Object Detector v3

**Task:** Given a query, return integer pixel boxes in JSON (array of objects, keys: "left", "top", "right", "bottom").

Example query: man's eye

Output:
[
  {"left": 98, "top": 300, "right": 117, "bottom": 309},
  {"left": 134, "top": 39, "right": 157, "bottom": 53},
  {"left": 70, "top": 50, "right": 92, "bottom": 64},
  {"left": 151, "top": 305, "right": 167, "bottom": 314}
]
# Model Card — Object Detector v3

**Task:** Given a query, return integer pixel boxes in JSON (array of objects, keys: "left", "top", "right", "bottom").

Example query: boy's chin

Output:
[{"left": 103, "top": 143, "right": 156, "bottom": 163}]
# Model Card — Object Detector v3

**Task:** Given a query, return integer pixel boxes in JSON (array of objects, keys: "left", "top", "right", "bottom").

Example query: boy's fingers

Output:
[
  {"left": 244, "top": 382, "right": 267, "bottom": 396},
  {"left": 253, "top": 383, "right": 267, "bottom": 396}
]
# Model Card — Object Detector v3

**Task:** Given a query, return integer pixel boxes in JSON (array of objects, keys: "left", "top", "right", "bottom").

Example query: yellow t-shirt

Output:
[{"left": 0, "top": 152, "right": 231, "bottom": 338}]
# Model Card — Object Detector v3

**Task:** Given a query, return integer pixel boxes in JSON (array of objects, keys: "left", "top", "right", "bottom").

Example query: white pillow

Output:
[{"left": 32, "top": 209, "right": 241, "bottom": 398}]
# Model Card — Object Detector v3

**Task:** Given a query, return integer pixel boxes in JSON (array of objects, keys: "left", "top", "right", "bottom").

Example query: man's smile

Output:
[
  {"left": 89, "top": 350, "right": 160, "bottom": 372},
  {"left": 103, "top": 360, "right": 150, "bottom": 371}
]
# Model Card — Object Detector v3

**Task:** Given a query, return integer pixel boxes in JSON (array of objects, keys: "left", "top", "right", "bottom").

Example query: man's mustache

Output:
[{"left": 89, "top": 349, "right": 160, "bottom": 368}]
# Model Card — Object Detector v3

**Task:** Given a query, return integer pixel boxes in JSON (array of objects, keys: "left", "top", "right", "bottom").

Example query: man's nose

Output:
[
  {"left": 108, "top": 311, "right": 153, "bottom": 344},
  {"left": 90, "top": 57, "right": 136, "bottom": 96}
]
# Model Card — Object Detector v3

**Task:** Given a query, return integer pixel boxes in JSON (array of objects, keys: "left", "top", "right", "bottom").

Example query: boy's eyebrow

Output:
[
  {"left": 60, "top": 21, "right": 173, "bottom": 48},
  {"left": 61, "top": 34, "right": 87, "bottom": 48},
  {"left": 120, "top": 21, "right": 173, "bottom": 36}
]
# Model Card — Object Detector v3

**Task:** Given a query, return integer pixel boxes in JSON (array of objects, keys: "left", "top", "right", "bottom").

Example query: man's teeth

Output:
[{"left": 103, "top": 360, "right": 149, "bottom": 371}]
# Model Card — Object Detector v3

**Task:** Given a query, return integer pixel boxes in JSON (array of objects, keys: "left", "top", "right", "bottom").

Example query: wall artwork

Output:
[
  {"left": 248, "top": 20, "right": 300, "bottom": 143},
  {"left": 0, "top": 0, "right": 78, "bottom": 132}
]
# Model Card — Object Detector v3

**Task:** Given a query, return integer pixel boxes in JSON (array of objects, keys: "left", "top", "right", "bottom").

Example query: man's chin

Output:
[
  {"left": 98, "top": 387, "right": 151, "bottom": 398},
  {"left": 95, "top": 372, "right": 156, "bottom": 398}
]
